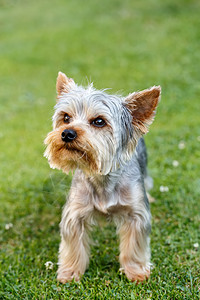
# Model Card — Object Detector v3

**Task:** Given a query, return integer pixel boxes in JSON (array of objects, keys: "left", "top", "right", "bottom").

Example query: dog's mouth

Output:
[
  {"left": 64, "top": 144, "right": 98, "bottom": 170},
  {"left": 45, "top": 135, "right": 99, "bottom": 174},
  {"left": 65, "top": 145, "right": 86, "bottom": 157}
]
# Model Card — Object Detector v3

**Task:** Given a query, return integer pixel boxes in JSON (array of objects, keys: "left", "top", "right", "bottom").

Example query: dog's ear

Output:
[
  {"left": 56, "top": 72, "right": 75, "bottom": 96},
  {"left": 124, "top": 86, "right": 161, "bottom": 134}
]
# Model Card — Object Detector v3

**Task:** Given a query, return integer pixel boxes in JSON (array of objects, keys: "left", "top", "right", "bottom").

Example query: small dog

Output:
[{"left": 44, "top": 72, "right": 161, "bottom": 283}]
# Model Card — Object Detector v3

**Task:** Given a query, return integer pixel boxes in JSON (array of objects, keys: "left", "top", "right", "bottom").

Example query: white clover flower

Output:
[
  {"left": 5, "top": 223, "right": 13, "bottom": 230},
  {"left": 119, "top": 267, "right": 124, "bottom": 275},
  {"left": 160, "top": 186, "right": 169, "bottom": 192},
  {"left": 45, "top": 261, "right": 54, "bottom": 270},
  {"left": 178, "top": 141, "right": 185, "bottom": 149},
  {"left": 172, "top": 160, "right": 179, "bottom": 167},
  {"left": 193, "top": 243, "right": 199, "bottom": 249}
]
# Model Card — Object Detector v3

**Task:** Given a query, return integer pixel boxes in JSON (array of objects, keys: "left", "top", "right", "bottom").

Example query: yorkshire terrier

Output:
[{"left": 44, "top": 72, "right": 161, "bottom": 283}]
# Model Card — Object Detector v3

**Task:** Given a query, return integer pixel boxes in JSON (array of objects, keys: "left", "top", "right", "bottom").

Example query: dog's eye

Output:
[
  {"left": 64, "top": 113, "right": 70, "bottom": 123},
  {"left": 91, "top": 117, "right": 106, "bottom": 127}
]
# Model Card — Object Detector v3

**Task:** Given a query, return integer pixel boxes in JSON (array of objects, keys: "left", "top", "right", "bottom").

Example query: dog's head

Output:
[{"left": 44, "top": 72, "right": 161, "bottom": 175}]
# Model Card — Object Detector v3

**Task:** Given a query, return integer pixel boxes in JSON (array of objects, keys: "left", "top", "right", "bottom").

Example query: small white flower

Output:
[
  {"left": 45, "top": 261, "right": 54, "bottom": 270},
  {"left": 178, "top": 141, "right": 185, "bottom": 149},
  {"left": 172, "top": 160, "right": 179, "bottom": 167},
  {"left": 119, "top": 267, "right": 124, "bottom": 275},
  {"left": 193, "top": 243, "right": 199, "bottom": 248},
  {"left": 5, "top": 223, "right": 13, "bottom": 230},
  {"left": 160, "top": 186, "right": 169, "bottom": 192}
]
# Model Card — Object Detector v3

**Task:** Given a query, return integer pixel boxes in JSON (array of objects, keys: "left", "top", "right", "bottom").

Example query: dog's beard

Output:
[{"left": 44, "top": 128, "right": 99, "bottom": 175}]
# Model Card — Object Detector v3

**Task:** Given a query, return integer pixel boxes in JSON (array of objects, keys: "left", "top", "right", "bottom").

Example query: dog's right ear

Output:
[{"left": 56, "top": 72, "right": 75, "bottom": 96}]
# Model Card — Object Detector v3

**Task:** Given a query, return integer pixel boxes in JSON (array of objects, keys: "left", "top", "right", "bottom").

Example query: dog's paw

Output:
[
  {"left": 57, "top": 267, "right": 81, "bottom": 283},
  {"left": 122, "top": 264, "right": 150, "bottom": 282}
]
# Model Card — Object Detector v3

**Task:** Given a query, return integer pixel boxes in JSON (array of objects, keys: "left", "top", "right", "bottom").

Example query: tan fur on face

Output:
[{"left": 44, "top": 124, "right": 98, "bottom": 174}]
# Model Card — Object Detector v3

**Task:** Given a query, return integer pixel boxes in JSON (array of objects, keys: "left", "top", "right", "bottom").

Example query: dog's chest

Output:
[
  {"left": 92, "top": 190, "right": 120, "bottom": 214},
  {"left": 89, "top": 180, "right": 133, "bottom": 216}
]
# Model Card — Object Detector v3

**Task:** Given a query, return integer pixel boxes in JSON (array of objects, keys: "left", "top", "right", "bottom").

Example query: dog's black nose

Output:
[{"left": 61, "top": 129, "right": 77, "bottom": 143}]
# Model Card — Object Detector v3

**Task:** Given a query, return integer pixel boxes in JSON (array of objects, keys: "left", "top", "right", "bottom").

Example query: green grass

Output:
[{"left": 0, "top": 0, "right": 200, "bottom": 298}]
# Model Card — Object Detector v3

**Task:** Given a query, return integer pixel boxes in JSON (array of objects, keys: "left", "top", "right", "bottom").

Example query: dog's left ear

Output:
[
  {"left": 56, "top": 71, "right": 75, "bottom": 96},
  {"left": 124, "top": 86, "right": 161, "bottom": 134}
]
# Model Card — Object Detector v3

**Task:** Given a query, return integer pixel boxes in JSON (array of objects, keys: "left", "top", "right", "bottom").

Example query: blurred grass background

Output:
[{"left": 0, "top": 0, "right": 200, "bottom": 298}]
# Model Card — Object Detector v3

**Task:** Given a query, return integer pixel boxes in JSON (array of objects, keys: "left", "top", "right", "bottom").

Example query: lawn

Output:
[{"left": 0, "top": 0, "right": 200, "bottom": 298}]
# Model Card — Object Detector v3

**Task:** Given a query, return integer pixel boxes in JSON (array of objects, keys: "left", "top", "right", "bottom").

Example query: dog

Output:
[{"left": 44, "top": 72, "right": 161, "bottom": 283}]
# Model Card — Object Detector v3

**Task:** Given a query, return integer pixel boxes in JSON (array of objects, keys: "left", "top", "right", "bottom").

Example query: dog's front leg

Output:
[
  {"left": 57, "top": 189, "right": 93, "bottom": 283},
  {"left": 117, "top": 201, "right": 151, "bottom": 282}
]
